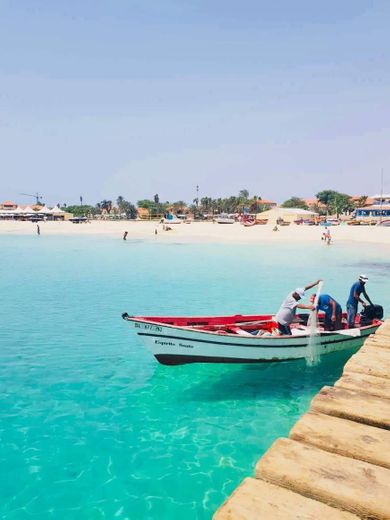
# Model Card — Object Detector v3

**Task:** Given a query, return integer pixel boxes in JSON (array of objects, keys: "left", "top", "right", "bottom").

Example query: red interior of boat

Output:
[{"left": 131, "top": 313, "right": 382, "bottom": 335}]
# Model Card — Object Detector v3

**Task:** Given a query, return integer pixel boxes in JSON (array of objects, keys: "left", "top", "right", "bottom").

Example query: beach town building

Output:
[
  {"left": 0, "top": 201, "right": 71, "bottom": 220},
  {"left": 258, "top": 199, "right": 277, "bottom": 209},
  {"left": 256, "top": 207, "right": 318, "bottom": 224},
  {"left": 355, "top": 194, "right": 390, "bottom": 221},
  {"left": 137, "top": 207, "right": 150, "bottom": 219},
  {"left": 351, "top": 195, "right": 375, "bottom": 207},
  {"left": 0, "top": 200, "right": 18, "bottom": 210},
  {"left": 303, "top": 199, "right": 327, "bottom": 212}
]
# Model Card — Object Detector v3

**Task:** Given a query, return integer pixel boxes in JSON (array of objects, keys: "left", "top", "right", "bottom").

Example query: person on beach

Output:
[
  {"left": 37, "top": 224, "right": 40, "bottom": 235},
  {"left": 321, "top": 227, "right": 331, "bottom": 245},
  {"left": 310, "top": 293, "right": 342, "bottom": 331},
  {"left": 275, "top": 280, "right": 322, "bottom": 335},
  {"left": 123, "top": 231, "right": 128, "bottom": 241},
  {"left": 346, "top": 275, "right": 373, "bottom": 327}
]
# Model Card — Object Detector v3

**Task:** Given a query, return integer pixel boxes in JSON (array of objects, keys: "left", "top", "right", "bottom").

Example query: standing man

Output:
[
  {"left": 346, "top": 275, "right": 373, "bottom": 328},
  {"left": 310, "top": 294, "right": 342, "bottom": 331},
  {"left": 275, "top": 280, "right": 322, "bottom": 335}
]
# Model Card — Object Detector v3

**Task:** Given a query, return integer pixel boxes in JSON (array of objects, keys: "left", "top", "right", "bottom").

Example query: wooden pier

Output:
[{"left": 214, "top": 320, "right": 390, "bottom": 520}]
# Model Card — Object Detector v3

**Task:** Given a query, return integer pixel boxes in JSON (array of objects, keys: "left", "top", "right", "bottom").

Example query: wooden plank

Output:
[
  {"left": 374, "top": 331, "right": 390, "bottom": 338},
  {"left": 375, "top": 323, "right": 390, "bottom": 333},
  {"left": 363, "top": 338, "right": 390, "bottom": 350},
  {"left": 213, "top": 477, "right": 359, "bottom": 520},
  {"left": 336, "top": 372, "right": 390, "bottom": 399},
  {"left": 255, "top": 438, "right": 390, "bottom": 520},
  {"left": 289, "top": 411, "right": 390, "bottom": 469},
  {"left": 359, "top": 345, "right": 390, "bottom": 359},
  {"left": 344, "top": 350, "right": 390, "bottom": 379},
  {"left": 375, "top": 330, "right": 390, "bottom": 338},
  {"left": 310, "top": 385, "right": 390, "bottom": 429}
]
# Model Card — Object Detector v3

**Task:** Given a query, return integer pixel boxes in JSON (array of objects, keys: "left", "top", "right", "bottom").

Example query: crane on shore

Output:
[{"left": 20, "top": 192, "right": 43, "bottom": 204}]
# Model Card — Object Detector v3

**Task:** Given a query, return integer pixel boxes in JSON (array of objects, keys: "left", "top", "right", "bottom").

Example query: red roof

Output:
[
  {"left": 303, "top": 199, "right": 326, "bottom": 207},
  {"left": 259, "top": 199, "right": 277, "bottom": 205},
  {"left": 351, "top": 196, "right": 375, "bottom": 206},
  {"left": 1, "top": 200, "right": 16, "bottom": 206}
]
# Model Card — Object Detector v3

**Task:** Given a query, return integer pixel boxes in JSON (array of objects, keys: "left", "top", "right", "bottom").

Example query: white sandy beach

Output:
[{"left": 1, "top": 219, "right": 390, "bottom": 245}]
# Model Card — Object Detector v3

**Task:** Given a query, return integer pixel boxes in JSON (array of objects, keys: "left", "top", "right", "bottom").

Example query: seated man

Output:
[
  {"left": 275, "top": 280, "right": 321, "bottom": 335},
  {"left": 310, "top": 294, "right": 342, "bottom": 331}
]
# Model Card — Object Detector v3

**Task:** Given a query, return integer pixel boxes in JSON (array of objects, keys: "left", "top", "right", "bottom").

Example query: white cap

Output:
[
  {"left": 359, "top": 274, "right": 368, "bottom": 282},
  {"left": 294, "top": 288, "right": 305, "bottom": 298}
]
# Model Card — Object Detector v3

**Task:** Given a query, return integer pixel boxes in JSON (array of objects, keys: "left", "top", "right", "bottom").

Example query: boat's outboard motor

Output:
[{"left": 360, "top": 304, "right": 384, "bottom": 326}]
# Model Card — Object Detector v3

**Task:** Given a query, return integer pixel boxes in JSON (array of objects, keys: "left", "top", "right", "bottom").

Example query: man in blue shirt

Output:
[
  {"left": 346, "top": 275, "right": 373, "bottom": 328},
  {"left": 310, "top": 293, "right": 342, "bottom": 331}
]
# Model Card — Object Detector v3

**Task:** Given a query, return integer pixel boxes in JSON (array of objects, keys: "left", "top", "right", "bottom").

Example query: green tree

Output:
[
  {"left": 316, "top": 190, "right": 353, "bottom": 216},
  {"left": 116, "top": 196, "right": 137, "bottom": 219},
  {"left": 281, "top": 197, "right": 309, "bottom": 209},
  {"left": 329, "top": 193, "right": 353, "bottom": 216},
  {"left": 121, "top": 201, "right": 137, "bottom": 219},
  {"left": 97, "top": 200, "right": 112, "bottom": 213},
  {"left": 64, "top": 205, "right": 96, "bottom": 217}
]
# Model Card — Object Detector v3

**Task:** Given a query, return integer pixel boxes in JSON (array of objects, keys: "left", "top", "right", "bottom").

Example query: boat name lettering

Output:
[
  {"left": 179, "top": 343, "right": 194, "bottom": 349},
  {"left": 155, "top": 340, "right": 175, "bottom": 346},
  {"left": 135, "top": 323, "right": 162, "bottom": 332}
]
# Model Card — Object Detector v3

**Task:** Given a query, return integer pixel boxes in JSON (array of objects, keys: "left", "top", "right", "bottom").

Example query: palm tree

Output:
[
  {"left": 99, "top": 200, "right": 112, "bottom": 214},
  {"left": 239, "top": 189, "right": 249, "bottom": 200}
]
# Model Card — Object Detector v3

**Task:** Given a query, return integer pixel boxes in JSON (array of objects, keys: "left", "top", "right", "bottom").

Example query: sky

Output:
[{"left": 1, "top": 0, "right": 389, "bottom": 206}]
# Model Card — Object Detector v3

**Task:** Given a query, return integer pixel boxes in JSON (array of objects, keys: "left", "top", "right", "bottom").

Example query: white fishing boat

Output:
[
  {"left": 215, "top": 214, "right": 235, "bottom": 224},
  {"left": 121, "top": 309, "right": 383, "bottom": 365}
]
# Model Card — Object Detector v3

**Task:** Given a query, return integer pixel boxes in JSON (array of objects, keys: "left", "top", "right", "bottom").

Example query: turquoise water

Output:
[{"left": 1, "top": 236, "right": 389, "bottom": 519}]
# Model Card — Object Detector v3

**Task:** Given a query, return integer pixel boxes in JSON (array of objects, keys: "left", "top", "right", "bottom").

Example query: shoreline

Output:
[{"left": 1, "top": 220, "right": 390, "bottom": 245}]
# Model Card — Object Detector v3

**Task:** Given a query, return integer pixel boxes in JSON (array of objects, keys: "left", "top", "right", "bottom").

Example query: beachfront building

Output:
[
  {"left": 303, "top": 198, "right": 327, "bottom": 213},
  {"left": 0, "top": 202, "right": 71, "bottom": 220},
  {"left": 355, "top": 194, "right": 390, "bottom": 221},
  {"left": 351, "top": 195, "right": 375, "bottom": 207},
  {"left": 258, "top": 199, "right": 277, "bottom": 209},
  {"left": 137, "top": 207, "right": 150, "bottom": 220},
  {"left": 0, "top": 200, "right": 18, "bottom": 211},
  {"left": 256, "top": 207, "right": 318, "bottom": 224}
]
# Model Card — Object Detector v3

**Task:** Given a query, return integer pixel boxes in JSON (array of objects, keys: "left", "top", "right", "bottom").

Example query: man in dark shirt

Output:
[
  {"left": 346, "top": 275, "right": 373, "bottom": 328},
  {"left": 310, "top": 293, "right": 342, "bottom": 331}
]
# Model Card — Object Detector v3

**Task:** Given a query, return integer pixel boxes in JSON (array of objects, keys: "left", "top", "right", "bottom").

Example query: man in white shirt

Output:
[{"left": 275, "top": 280, "right": 322, "bottom": 335}]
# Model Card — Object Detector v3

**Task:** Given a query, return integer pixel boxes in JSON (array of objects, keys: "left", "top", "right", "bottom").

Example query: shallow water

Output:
[{"left": 1, "top": 236, "right": 389, "bottom": 519}]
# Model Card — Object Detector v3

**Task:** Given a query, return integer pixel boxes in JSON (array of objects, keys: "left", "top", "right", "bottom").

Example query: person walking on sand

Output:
[
  {"left": 37, "top": 224, "right": 40, "bottom": 235},
  {"left": 346, "top": 275, "right": 373, "bottom": 328},
  {"left": 123, "top": 231, "right": 128, "bottom": 241},
  {"left": 310, "top": 293, "right": 342, "bottom": 331},
  {"left": 275, "top": 280, "right": 322, "bottom": 335}
]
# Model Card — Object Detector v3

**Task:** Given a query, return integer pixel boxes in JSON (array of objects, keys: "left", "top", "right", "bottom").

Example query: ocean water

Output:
[{"left": 1, "top": 235, "right": 389, "bottom": 520}]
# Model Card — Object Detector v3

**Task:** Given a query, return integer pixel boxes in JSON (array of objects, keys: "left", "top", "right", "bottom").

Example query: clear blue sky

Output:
[{"left": 1, "top": 0, "right": 389, "bottom": 206}]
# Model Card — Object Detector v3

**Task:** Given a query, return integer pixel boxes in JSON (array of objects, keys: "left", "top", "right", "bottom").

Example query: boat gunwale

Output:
[{"left": 122, "top": 314, "right": 382, "bottom": 340}]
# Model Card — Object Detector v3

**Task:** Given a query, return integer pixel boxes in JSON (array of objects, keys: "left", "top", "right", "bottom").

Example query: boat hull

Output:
[{"left": 126, "top": 318, "right": 379, "bottom": 365}]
